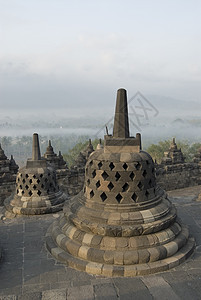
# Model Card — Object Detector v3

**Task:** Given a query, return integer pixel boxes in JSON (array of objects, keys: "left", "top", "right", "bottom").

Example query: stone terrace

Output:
[{"left": 0, "top": 185, "right": 201, "bottom": 300}]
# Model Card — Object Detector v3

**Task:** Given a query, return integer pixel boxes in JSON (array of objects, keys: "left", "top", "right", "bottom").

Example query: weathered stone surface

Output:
[
  {"left": 4, "top": 133, "right": 67, "bottom": 215},
  {"left": 0, "top": 144, "right": 18, "bottom": 206},
  {"left": 46, "top": 89, "right": 195, "bottom": 277}
]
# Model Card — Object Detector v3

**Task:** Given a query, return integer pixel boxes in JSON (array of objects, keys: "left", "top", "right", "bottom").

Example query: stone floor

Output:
[{"left": 0, "top": 185, "right": 201, "bottom": 300}]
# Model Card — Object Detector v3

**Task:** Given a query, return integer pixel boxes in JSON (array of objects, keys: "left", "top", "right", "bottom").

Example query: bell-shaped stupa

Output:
[
  {"left": 46, "top": 89, "right": 195, "bottom": 277},
  {"left": 5, "top": 133, "right": 66, "bottom": 215}
]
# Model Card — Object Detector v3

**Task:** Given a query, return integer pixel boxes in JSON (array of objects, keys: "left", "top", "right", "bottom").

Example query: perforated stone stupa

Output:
[
  {"left": 46, "top": 89, "right": 195, "bottom": 277},
  {"left": 5, "top": 133, "right": 66, "bottom": 215}
]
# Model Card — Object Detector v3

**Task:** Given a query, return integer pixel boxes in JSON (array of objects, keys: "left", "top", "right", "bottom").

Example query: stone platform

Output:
[{"left": 0, "top": 185, "right": 201, "bottom": 299}]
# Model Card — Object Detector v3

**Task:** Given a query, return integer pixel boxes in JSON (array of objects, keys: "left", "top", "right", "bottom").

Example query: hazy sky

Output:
[{"left": 0, "top": 0, "right": 200, "bottom": 113}]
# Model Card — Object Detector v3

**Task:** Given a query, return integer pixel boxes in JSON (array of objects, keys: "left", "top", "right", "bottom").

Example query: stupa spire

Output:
[
  {"left": 113, "top": 88, "right": 129, "bottom": 138},
  {"left": 32, "top": 133, "right": 41, "bottom": 161}
]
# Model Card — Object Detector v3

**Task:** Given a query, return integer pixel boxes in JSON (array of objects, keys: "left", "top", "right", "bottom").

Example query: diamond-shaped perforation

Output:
[
  {"left": 87, "top": 179, "right": 90, "bottom": 186},
  {"left": 129, "top": 171, "right": 135, "bottom": 181},
  {"left": 25, "top": 174, "right": 29, "bottom": 178},
  {"left": 116, "top": 193, "right": 123, "bottom": 203},
  {"left": 89, "top": 160, "right": 93, "bottom": 167},
  {"left": 33, "top": 175, "right": 36, "bottom": 179},
  {"left": 115, "top": 172, "right": 121, "bottom": 181},
  {"left": 37, "top": 190, "right": 41, "bottom": 196},
  {"left": 100, "top": 192, "right": 107, "bottom": 202},
  {"left": 102, "top": 171, "right": 109, "bottom": 180},
  {"left": 131, "top": 193, "right": 137, "bottom": 202},
  {"left": 16, "top": 189, "right": 19, "bottom": 194},
  {"left": 29, "top": 179, "right": 32, "bottom": 184},
  {"left": 145, "top": 190, "right": 149, "bottom": 197},
  {"left": 142, "top": 170, "right": 147, "bottom": 177},
  {"left": 19, "top": 185, "right": 22, "bottom": 189},
  {"left": 109, "top": 162, "right": 115, "bottom": 171},
  {"left": 92, "top": 170, "right": 96, "bottom": 178},
  {"left": 135, "top": 162, "right": 141, "bottom": 170},
  {"left": 41, "top": 184, "right": 44, "bottom": 188},
  {"left": 137, "top": 181, "right": 143, "bottom": 190},
  {"left": 149, "top": 179, "right": 152, "bottom": 187},
  {"left": 108, "top": 182, "right": 114, "bottom": 191},
  {"left": 25, "top": 185, "right": 29, "bottom": 190},
  {"left": 96, "top": 180, "right": 101, "bottom": 189},
  {"left": 22, "top": 179, "right": 25, "bottom": 184},
  {"left": 122, "top": 183, "right": 129, "bottom": 192},
  {"left": 146, "top": 160, "right": 150, "bottom": 165},
  {"left": 37, "top": 179, "right": 40, "bottom": 184},
  {"left": 123, "top": 163, "right": 128, "bottom": 170},
  {"left": 33, "top": 185, "right": 37, "bottom": 190},
  {"left": 28, "top": 190, "right": 33, "bottom": 196},
  {"left": 98, "top": 162, "right": 103, "bottom": 169},
  {"left": 90, "top": 190, "right": 94, "bottom": 198},
  {"left": 40, "top": 174, "right": 43, "bottom": 178}
]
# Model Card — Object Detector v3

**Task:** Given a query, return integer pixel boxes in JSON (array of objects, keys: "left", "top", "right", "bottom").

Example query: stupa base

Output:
[
  {"left": 46, "top": 219, "right": 195, "bottom": 277},
  {"left": 4, "top": 192, "right": 66, "bottom": 215}
]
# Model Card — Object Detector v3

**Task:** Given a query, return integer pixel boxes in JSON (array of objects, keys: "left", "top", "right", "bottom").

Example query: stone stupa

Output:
[
  {"left": 0, "top": 144, "right": 19, "bottom": 206},
  {"left": 46, "top": 89, "right": 195, "bottom": 277},
  {"left": 43, "top": 140, "right": 68, "bottom": 181},
  {"left": 161, "top": 138, "right": 185, "bottom": 165},
  {"left": 5, "top": 133, "right": 66, "bottom": 215},
  {"left": 43, "top": 140, "right": 68, "bottom": 170}
]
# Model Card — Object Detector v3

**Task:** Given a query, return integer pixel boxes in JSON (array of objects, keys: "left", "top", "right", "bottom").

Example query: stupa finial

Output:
[
  {"left": 48, "top": 140, "right": 52, "bottom": 147},
  {"left": 32, "top": 133, "right": 41, "bottom": 161},
  {"left": 113, "top": 88, "right": 129, "bottom": 138}
]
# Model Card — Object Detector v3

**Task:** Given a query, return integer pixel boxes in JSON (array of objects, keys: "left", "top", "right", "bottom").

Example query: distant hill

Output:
[{"left": 147, "top": 95, "right": 201, "bottom": 114}]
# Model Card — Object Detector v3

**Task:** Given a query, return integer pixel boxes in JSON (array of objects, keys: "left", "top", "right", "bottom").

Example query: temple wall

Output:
[
  {"left": 0, "top": 180, "right": 16, "bottom": 206},
  {"left": 58, "top": 168, "right": 85, "bottom": 196},
  {"left": 156, "top": 162, "right": 201, "bottom": 191},
  {"left": 1, "top": 161, "right": 201, "bottom": 206},
  {"left": 58, "top": 162, "right": 201, "bottom": 196}
]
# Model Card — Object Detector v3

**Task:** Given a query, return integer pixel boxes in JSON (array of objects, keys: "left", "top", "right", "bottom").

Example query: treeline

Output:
[
  {"left": 63, "top": 139, "right": 201, "bottom": 166},
  {"left": 0, "top": 135, "right": 90, "bottom": 167},
  {"left": 146, "top": 140, "right": 201, "bottom": 163},
  {"left": 1, "top": 135, "right": 201, "bottom": 168}
]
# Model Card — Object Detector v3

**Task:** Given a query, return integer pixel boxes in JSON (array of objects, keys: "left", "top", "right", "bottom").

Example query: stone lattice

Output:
[
  {"left": 5, "top": 133, "right": 67, "bottom": 215},
  {"left": 46, "top": 89, "right": 195, "bottom": 277}
]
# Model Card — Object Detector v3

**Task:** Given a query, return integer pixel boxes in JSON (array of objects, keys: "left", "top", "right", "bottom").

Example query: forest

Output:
[{"left": 1, "top": 135, "right": 200, "bottom": 168}]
